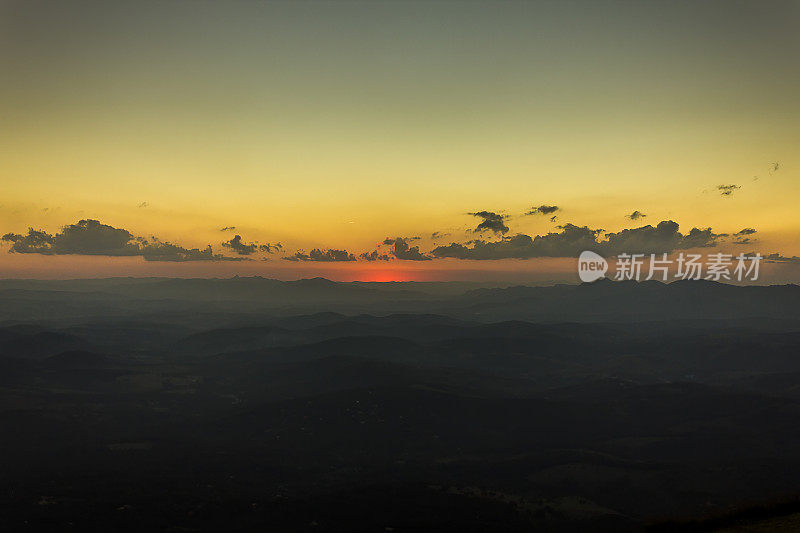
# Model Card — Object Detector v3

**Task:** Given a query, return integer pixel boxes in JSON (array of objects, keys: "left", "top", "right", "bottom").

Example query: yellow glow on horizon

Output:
[{"left": 1, "top": 1, "right": 799, "bottom": 278}]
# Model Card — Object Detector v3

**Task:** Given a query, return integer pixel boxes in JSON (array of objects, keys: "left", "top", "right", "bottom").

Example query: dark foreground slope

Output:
[{"left": 2, "top": 279, "right": 800, "bottom": 531}]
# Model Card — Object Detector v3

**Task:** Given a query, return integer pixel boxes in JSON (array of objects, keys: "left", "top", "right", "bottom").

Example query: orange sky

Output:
[{"left": 1, "top": 1, "right": 798, "bottom": 280}]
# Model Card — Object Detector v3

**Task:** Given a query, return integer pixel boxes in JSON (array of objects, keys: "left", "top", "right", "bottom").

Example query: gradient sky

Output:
[{"left": 1, "top": 0, "right": 798, "bottom": 280}]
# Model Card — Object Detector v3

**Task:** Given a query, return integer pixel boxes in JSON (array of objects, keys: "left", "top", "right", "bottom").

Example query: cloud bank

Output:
[
  {"left": 2, "top": 219, "right": 244, "bottom": 262},
  {"left": 284, "top": 249, "right": 356, "bottom": 262},
  {"left": 384, "top": 237, "right": 431, "bottom": 261},
  {"left": 431, "top": 220, "right": 721, "bottom": 260}
]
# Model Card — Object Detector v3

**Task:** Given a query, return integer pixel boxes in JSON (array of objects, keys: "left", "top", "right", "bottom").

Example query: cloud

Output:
[
  {"left": 764, "top": 253, "right": 800, "bottom": 264},
  {"left": 431, "top": 220, "right": 722, "bottom": 260},
  {"left": 360, "top": 250, "right": 391, "bottom": 261},
  {"left": 220, "top": 226, "right": 237, "bottom": 232},
  {"left": 601, "top": 221, "right": 685, "bottom": 255},
  {"left": 431, "top": 232, "right": 450, "bottom": 240},
  {"left": 674, "top": 227, "right": 720, "bottom": 250},
  {"left": 259, "top": 242, "right": 282, "bottom": 253},
  {"left": 432, "top": 235, "right": 529, "bottom": 260},
  {"left": 2, "top": 228, "right": 57, "bottom": 254},
  {"left": 732, "top": 228, "right": 757, "bottom": 245},
  {"left": 526, "top": 205, "right": 560, "bottom": 216},
  {"left": 218, "top": 235, "right": 281, "bottom": 256},
  {"left": 604, "top": 221, "right": 721, "bottom": 255},
  {"left": 2, "top": 219, "right": 140, "bottom": 256},
  {"left": 1, "top": 219, "right": 244, "bottom": 262},
  {"left": 717, "top": 184, "right": 741, "bottom": 196},
  {"left": 383, "top": 236, "right": 420, "bottom": 245},
  {"left": 433, "top": 224, "right": 601, "bottom": 260},
  {"left": 137, "top": 202, "right": 149, "bottom": 208},
  {"left": 284, "top": 249, "right": 356, "bottom": 262},
  {"left": 469, "top": 211, "right": 509, "bottom": 234},
  {"left": 222, "top": 235, "right": 259, "bottom": 255},
  {"left": 386, "top": 237, "right": 430, "bottom": 261},
  {"left": 626, "top": 210, "right": 646, "bottom": 221},
  {"left": 140, "top": 240, "right": 244, "bottom": 262}
]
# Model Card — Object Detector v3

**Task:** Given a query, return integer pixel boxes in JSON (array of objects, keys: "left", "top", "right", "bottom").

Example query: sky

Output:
[{"left": 1, "top": 0, "right": 798, "bottom": 281}]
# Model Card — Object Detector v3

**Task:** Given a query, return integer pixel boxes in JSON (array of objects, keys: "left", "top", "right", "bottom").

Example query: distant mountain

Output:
[
  {"left": 1, "top": 277, "right": 799, "bottom": 324},
  {"left": 46, "top": 350, "right": 108, "bottom": 368},
  {"left": 449, "top": 279, "right": 800, "bottom": 322},
  {"left": 4, "top": 288, "right": 800, "bottom": 531},
  {"left": 0, "top": 329, "right": 90, "bottom": 359},
  {"left": 177, "top": 325, "right": 301, "bottom": 356}
]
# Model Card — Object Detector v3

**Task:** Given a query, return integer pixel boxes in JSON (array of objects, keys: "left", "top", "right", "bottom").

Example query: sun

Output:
[{"left": 357, "top": 270, "right": 414, "bottom": 282}]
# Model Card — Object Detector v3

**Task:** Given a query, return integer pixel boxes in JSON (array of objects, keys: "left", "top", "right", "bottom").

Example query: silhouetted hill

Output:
[
  {"left": 2, "top": 278, "right": 799, "bottom": 324},
  {"left": 451, "top": 279, "right": 800, "bottom": 322},
  {"left": 0, "top": 330, "right": 90, "bottom": 359},
  {"left": 46, "top": 350, "right": 108, "bottom": 368},
  {"left": 4, "top": 279, "right": 800, "bottom": 531}
]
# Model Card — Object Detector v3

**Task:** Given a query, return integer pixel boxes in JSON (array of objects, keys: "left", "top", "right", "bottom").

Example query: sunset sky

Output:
[{"left": 1, "top": 0, "right": 798, "bottom": 281}]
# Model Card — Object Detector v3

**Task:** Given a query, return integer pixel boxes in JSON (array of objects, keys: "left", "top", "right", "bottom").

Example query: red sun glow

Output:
[{"left": 356, "top": 270, "right": 416, "bottom": 282}]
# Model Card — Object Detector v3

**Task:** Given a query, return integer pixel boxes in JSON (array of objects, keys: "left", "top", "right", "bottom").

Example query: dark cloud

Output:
[
  {"left": 433, "top": 224, "right": 601, "bottom": 260},
  {"left": 549, "top": 215, "right": 558, "bottom": 222},
  {"left": 222, "top": 235, "right": 259, "bottom": 255},
  {"left": 604, "top": 221, "right": 721, "bottom": 254},
  {"left": 433, "top": 235, "right": 530, "bottom": 260},
  {"left": 431, "top": 220, "right": 722, "bottom": 260},
  {"left": 601, "top": 222, "right": 683, "bottom": 255},
  {"left": 603, "top": 222, "right": 720, "bottom": 254},
  {"left": 431, "top": 232, "right": 451, "bottom": 240},
  {"left": 675, "top": 227, "right": 720, "bottom": 250},
  {"left": 259, "top": 242, "right": 282, "bottom": 253},
  {"left": 3, "top": 219, "right": 140, "bottom": 256},
  {"left": 526, "top": 205, "right": 560, "bottom": 216},
  {"left": 626, "top": 210, "right": 646, "bottom": 221},
  {"left": 732, "top": 228, "right": 757, "bottom": 245},
  {"left": 220, "top": 226, "right": 237, "bottom": 232},
  {"left": 137, "top": 202, "right": 149, "bottom": 208},
  {"left": 284, "top": 249, "right": 356, "bottom": 262},
  {"left": 139, "top": 240, "right": 243, "bottom": 262},
  {"left": 717, "top": 184, "right": 741, "bottom": 196},
  {"left": 538, "top": 224, "right": 606, "bottom": 256},
  {"left": 360, "top": 250, "right": 391, "bottom": 261},
  {"left": 2, "top": 228, "right": 57, "bottom": 254},
  {"left": 1, "top": 219, "right": 244, "bottom": 262},
  {"left": 469, "top": 211, "right": 509, "bottom": 234},
  {"left": 383, "top": 236, "right": 420, "bottom": 245},
  {"left": 764, "top": 253, "right": 800, "bottom": 264},
  {"left": 219, "top": 235, "right": 281, "bottom": 255},
  {"left": 386, "top": 237, "right": 430, "bottom": 261}
]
